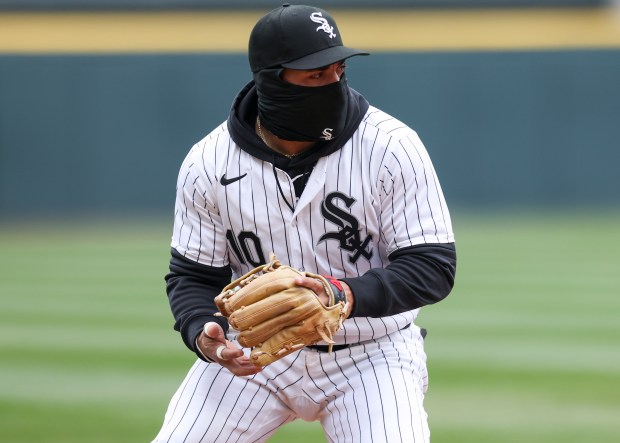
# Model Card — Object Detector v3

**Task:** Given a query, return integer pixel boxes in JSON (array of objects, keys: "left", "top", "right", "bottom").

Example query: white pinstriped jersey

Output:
[{"left": 171, "top": 105, "right": 454, "bottom": 345}]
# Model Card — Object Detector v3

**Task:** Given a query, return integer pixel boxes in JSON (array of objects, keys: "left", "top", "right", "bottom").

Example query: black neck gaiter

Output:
[{"left": 254, "top": 68, "right": 349, "bottom": 142}]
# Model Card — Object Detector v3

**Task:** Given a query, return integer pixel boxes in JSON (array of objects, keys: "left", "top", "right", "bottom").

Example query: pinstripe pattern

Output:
[
  {"left": 158, "top": 105, "right": 453, "bottom": 442},
  {"left": 171, "top": 106, "right": 453, "bottom": 344},
  {"left": 171, "top": 106, "right": 453, "bottom": 339},
  {"left": 154, "top": 327, "right": 429, "bottom": 443}
]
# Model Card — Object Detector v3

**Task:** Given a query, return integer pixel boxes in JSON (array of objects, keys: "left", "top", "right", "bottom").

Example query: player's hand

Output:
[
  {"left": 197, "top": 322, "right": 262, "bottom": 376},
  {"left": 294, "top": 275, "right": 354, "bottom": 317}
]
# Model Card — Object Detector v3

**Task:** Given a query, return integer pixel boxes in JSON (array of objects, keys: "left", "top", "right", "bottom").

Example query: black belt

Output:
[
  {"left": 307, "top": 343, "right": 352, "bottom": 353},
  {"left": 307, "top": 324, "right": 418, "bottom": 353}
]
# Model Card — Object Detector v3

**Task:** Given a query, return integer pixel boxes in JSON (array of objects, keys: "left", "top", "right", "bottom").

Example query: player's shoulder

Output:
[
  {"left": 361, "top": 106, "right": 419, "bottom": 141},
  {"left": 177, "top": 122, "right": 230, "bottom": 176},
  {"left": 183, "top": 122, "right": 229, "bottom": 161},
  {"left": 359, "top": 106, "right": 427, "bottom": 161},
  {"left": 193, "top": 122, "right": 229, "bottom": 151}
]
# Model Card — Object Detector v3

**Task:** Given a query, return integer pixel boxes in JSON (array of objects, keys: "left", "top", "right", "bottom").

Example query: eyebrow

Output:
[
  {"left": 309, "top": 65, "right": 330, "bottom": 72},
  {"left": 309, "top": 61, "right": 345, "bottom": 72}
]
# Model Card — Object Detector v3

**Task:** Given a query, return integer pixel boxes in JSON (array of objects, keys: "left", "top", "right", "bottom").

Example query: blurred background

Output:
[{"left": 1, "top": 1, "right": 619, "bottom": 442}]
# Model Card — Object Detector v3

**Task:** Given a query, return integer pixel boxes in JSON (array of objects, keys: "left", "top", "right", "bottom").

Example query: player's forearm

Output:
[
  {"left": 166, "top": 248, "right": 232, "bottom": 356},
  {"left": 341, "top": 243, "right": 456, "bottom": 318}
]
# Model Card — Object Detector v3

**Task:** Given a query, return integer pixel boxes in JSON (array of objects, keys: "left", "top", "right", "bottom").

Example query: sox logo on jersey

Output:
[{"left": 319, "top": 191, "right": 373, "bottom": 263}]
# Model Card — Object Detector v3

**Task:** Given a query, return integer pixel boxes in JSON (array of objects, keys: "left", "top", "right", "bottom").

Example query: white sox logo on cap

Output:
[{"left": 310, "top": 12, "right": 336, "bottom": 39}]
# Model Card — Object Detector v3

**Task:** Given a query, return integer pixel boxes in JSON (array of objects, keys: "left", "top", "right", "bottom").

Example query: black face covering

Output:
[{"left": 254, "top": 68, "right": 349, "bottom": 142}]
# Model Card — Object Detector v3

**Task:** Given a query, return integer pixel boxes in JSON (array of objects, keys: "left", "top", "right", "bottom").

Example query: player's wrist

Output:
[
  {"left": 343, "top": 282, "right": 354, "bottom": 317},
  {"left": 195, "top": 333, "right": 215, "bottom": 363},
  {"left": 322, "top": 275, "right": 347, "bottom": 306},
  {"left": 322, "top": 275, "right": 354, "bottom": 317}
]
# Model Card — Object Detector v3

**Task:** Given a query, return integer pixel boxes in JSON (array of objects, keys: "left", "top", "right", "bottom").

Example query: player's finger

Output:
[
  {"left": 203, "top": 322, "right": 225, "bottom": 342},
  {"left": 203, "top": 322, "right": 251, "bottom": 375},
  {"left": 220, "top": 355, "right": 263, "bottom": 376},
  {"left": 215, "top": 345, "right": 227, "bottom": 360},
  {"left": 227, "top": 365, "right": 262, "bottom": 377},
  {"left": 216, "top": 343, "right": 244, "bottom": 361},
  {"left": 294, "top": 276, "right": 323, "bottom": 292},
  {"left": 294, "top": 276, "right": 329, "bottom": 305}
]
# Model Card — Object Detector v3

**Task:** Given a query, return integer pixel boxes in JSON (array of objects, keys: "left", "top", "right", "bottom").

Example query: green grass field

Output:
[{"left": 1, "top": 211, "right": 618, "bottom": 443}]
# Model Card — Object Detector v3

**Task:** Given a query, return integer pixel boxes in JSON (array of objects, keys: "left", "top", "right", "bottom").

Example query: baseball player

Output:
[{"left": 152, "top": 4, "right": 456, "bottom": 443}]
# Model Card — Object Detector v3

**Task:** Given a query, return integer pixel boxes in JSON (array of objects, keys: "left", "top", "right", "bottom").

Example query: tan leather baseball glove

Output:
[{"left": 214, "top": 254, "right": 349, "bottom": 367}]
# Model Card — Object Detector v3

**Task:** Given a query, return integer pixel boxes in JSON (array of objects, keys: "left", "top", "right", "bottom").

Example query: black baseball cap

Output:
[{"left": 249, "top": 3, "right": 369, "bottom": 73}]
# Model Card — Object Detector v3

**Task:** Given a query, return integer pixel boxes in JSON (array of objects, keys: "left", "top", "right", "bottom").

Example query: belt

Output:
[
  {"left": 307, "top": 324, "right": 418, "bottom": 353},
  {"left": 307, "top": 343, "right": 352, "bottom": 353}
]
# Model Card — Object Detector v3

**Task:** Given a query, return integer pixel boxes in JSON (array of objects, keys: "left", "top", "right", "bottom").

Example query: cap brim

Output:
[{"left": 281, "top": 46, "right": 369, "bottom": 70}]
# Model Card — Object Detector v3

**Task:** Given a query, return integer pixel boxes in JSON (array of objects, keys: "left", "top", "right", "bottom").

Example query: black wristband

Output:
[{"left": 323, "top": 275, "right": 347, "bottom": 306}]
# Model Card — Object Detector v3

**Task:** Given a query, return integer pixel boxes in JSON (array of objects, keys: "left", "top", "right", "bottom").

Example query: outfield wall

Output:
[
  {"left": 1, "top": 8, "right": 619, "bottom": 217},
  {"left": 2, "top": 50, "right": 619, "bottom": 217}
]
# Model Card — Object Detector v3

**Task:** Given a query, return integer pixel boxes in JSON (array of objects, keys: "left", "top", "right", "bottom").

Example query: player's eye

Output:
[{"left": 305, "top": 62, "right": 345, "bottom": 81}]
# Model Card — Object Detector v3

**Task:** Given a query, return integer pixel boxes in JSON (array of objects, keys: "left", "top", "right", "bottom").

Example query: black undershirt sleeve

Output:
[
  {"left": 165, "top": 248, "right": 232, "bottom": 360},
  {"left": 341, "top": 243, "right": 457, "bottom": 318}
]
